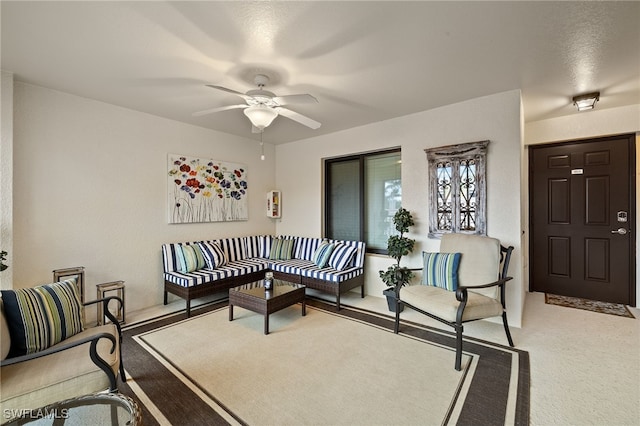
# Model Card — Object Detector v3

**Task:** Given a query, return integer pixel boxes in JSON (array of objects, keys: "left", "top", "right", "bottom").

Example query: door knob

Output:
[{"left": 611, "top": 228, "right": 628, "bottom": 235}]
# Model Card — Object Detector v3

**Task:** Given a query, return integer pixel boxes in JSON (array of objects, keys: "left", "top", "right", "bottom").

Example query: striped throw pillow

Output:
[
  {"left": 312, "top": 241, "right": 335, "bottom": 268},
  {"left": 422, "top": 252, "right": 462, "bottom": 291},
  {"left": 198, "top": 241, "right": 227, "bottom": 270},
  {"left": 269, "top": 238, "right": 294, "bottom": 260},
  {"left": 176, "top": 244, "right": 206, "bottom": 273},
  {"left": 328, "top": 244, "right": 357, "bottom": 271},
  {"left": 1, "top": 278, "right": 84, "bottom": 357}
]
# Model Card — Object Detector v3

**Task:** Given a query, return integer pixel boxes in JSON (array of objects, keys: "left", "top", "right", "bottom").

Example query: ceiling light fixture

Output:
[
  {"left": 259, "top": 130, "right": 265, "bottom": 161},
  {"left": 572, "top": 92, "right": 600, "bottom": 111},
  {"left": 244, "top": 104, "right": 278, "bottom": 130}
]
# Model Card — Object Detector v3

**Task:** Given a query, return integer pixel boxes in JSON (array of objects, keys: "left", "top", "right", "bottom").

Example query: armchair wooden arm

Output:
[{"left": 83, "top": 295, "right": 125, "bottom": 380}]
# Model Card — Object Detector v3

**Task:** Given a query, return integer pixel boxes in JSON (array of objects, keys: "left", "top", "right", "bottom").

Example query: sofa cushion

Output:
[
  {"left": 176, "top": 244, "right": 206, "bottom": 273},
  {"left": 244, "top": 235, "right": 270, "bottom": 259},
  {"left": 215, "top": 259, "right": 269, "bottom": 279},
  {"left": 1, "top": 279, "right": 84, "bottom": 358},
  {"left": 422, "top": 252, "right": 462, "bottom": 291},
  {"left": 218, "top": 237, "right": 247, "bottom": 263},
  {"left": 312, "top": 241, "right": 335, "bottom": 268},
  {"left": 300, "top": 265, "right": 364, "bottom": 283},
  {"left": 164, "top": 269, "right": 222, "bottom": 288},
  {"left": 294, "top": 237, "right": 321, "bottom": 261},
  {"left": 269, "top": 238, "right": 295, "bottom": 260},
  {"left": 162, "top": 243, "right": 181, "bottom": 273},
  {"left": 198, "top": 241, "right": 227, "bottom": 269},
  {"left": 269, "top": 259, "right": 314, "bottom": 276},
  {"left": 328, "top": 243, "right": 357, "bottom": 271}
]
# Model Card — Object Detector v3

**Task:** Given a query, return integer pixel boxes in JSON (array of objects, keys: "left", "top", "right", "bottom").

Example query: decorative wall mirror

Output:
[{"left": 425, "top": 140, "right": 489, "bottom": 238}]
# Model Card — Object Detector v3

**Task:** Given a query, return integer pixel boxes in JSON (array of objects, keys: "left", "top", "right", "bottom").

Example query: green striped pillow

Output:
[
  {"left": 177, "top": 244, "right": 206, "bottom": 273},
  {"left": 422, "top": 252, "right": 462, "bottom": 291},
  {"left": 269, "top": 238, "right": 294, "bottom": 260},
  {"left": 1, "top": 278, "right": 84, "bottom": 357}
]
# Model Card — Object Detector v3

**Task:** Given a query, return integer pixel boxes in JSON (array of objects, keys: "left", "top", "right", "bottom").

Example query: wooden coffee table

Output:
[{"left": 228, "top": 280, "right": 306, "bottom": 334}]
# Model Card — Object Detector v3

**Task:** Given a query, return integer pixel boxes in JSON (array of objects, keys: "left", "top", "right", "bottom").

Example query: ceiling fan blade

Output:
[
  {"left": 275, "top": 107, "right": 321, "bottom": 129},
  {"left": 273, "top": 94, "right": 318, "bottom": 106},
  {"left": 192, "top": 104, "right": 247, "bottom": 117},
  {"left": 206, "top": 85, "right": 253, "bottom": 102}
]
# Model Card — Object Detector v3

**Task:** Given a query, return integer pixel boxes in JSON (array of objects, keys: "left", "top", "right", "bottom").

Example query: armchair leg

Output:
[
  {"left": 119, "top": 358, "right": 126, "bottom": 382},
  {"left": 502, "top": 311, "right": 514, "bottom": 347},
  {"left": 455, "top": 325, "right": 463, "bottom": 371}
]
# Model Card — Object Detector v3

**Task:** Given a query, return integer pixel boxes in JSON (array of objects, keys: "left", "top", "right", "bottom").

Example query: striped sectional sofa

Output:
[{"left": 163, "top": 235, "right": 366, "bottom": 317}]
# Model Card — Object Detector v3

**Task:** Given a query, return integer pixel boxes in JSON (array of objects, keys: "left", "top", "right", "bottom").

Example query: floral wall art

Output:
[{"left": 168, "top": 154, "right": 248, "bottom": 223}]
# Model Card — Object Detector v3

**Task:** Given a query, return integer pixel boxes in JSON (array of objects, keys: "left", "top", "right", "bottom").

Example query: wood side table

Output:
[{"left": 96, "top": 281, "right": 125, "bottom": 325}]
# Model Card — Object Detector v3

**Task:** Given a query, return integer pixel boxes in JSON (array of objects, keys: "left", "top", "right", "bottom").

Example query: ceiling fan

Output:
[{"left": 193, "top": 74, "right": 321, "bottom": 132}]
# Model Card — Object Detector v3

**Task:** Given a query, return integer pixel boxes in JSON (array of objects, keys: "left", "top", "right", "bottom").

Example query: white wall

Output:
[
  {"left": 524, "top": 104, "right": 640, "bottom": 307},
  {"left": 12, "top": 82, "right": 276, "bottom": 313},
  {"left": 275, "top": 90, "right": 524, "bottom": 327},
  {"left": 1, "top": 72, "right": 14, "bottom": 289}
]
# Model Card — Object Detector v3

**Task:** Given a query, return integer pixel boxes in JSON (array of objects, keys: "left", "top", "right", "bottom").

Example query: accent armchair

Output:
[
  {"left": 393, "top": 233, "right": 515, "bottom": 370},
  {"left": 0, "top": 277, "right": 125, "bottom": 415}
]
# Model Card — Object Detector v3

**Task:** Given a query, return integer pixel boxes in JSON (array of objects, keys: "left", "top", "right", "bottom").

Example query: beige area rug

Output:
[
  {"left": 545, "top": 293, "right": 635, "bottom": 318},
  {"left": 119, "top": 299, "right": 529, "bottom": 425}
]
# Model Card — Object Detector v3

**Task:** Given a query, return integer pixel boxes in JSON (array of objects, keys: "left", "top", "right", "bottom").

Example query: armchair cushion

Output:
[
  {"left": 1, "top": 279, "right": 84, "bottom": 358},
  {"left": 1, "top": 300, "right": 10, "bottom": 360},
  {"left": 440, "top": 233, "right": 501, "bottom": 298},
  {"left": 402, "top": 285, "right": 503, "bottom": 323},
  {"left": 0, "top": 323, "right": 120, "bottom": 414},
  {"left": 422, "top": 252, "right": 461, "bottom": 291}
]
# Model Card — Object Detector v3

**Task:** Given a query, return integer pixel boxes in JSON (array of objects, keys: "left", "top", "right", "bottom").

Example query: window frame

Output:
[
  {"left": 324, "top": 147, "right": 401, "bottom": 254},
  {"left": 425, "top": 140, "right": 489, "bottom": 238}
]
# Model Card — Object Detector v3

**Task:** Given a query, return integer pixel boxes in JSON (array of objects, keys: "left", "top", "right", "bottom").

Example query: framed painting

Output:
[{"left": 168, "top": 154, "right": 248, "bottom": 223}]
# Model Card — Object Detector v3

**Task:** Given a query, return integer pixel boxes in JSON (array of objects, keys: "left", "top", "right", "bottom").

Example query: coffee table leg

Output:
[
  {"left": 302, "top": 299, "right": 306, "bottom": 316},
  {"left": 229, "top": 304, "right": 234, "bottom": 321},
  {"left": 264, "top": 314, "right": 269, "bottom": 335}
]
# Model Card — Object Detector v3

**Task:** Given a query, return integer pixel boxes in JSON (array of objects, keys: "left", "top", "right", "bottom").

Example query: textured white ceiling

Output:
[{"left": 2, "top": 1, "right": 639, "bottom": 144}]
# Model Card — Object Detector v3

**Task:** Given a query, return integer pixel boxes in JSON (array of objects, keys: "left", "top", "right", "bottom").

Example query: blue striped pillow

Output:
[
  {"left": 269, "top": 238, "right": 294, "bottom": 260},
  {"left": 422, "top": 252, "right": 462, "bottom": 291},
  {"left": 312, "top": 241, "right": 335, "bottom": 268},
  {"left": 198, "top": 242, "right": 227, "bottom": 270},
  {"left": 328, "top": 244, "right": 357, "bottom": 271},
  {"left": 1, "top": 278, "right": 84, "bottom": 357}
]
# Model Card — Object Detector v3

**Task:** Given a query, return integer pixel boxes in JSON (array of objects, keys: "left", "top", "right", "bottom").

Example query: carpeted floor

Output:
[
  {"left": 545, "top": 294, "right": 635, "bottom": 318},
  {"left": 119, "top": 298, "right": 529, "bottom": 425}
]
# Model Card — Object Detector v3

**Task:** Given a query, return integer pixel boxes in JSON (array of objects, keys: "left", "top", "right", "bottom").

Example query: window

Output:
[
  {"left": 425, "top": 141, "right": 488, "bottom": 238},
  {"left": 325, "top": 149, "right": 401, "bottom": 253}
]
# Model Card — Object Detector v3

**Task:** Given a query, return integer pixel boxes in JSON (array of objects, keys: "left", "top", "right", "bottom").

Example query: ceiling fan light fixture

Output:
[
  {"left": 572, "top": 92, "right": 600, "bottom": 111},
  {"left": 243, "top": 104, "right": 278, "bottom": 130}
]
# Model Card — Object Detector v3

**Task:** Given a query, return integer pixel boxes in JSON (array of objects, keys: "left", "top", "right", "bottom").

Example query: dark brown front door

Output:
[{"left": 530, "top": 134, "right": 635, "bottom": 305}]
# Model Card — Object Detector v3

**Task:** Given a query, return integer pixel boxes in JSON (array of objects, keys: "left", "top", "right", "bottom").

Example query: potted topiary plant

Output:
[{"left": 379, "top": 208, "right": 415, "bottom": 312}]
